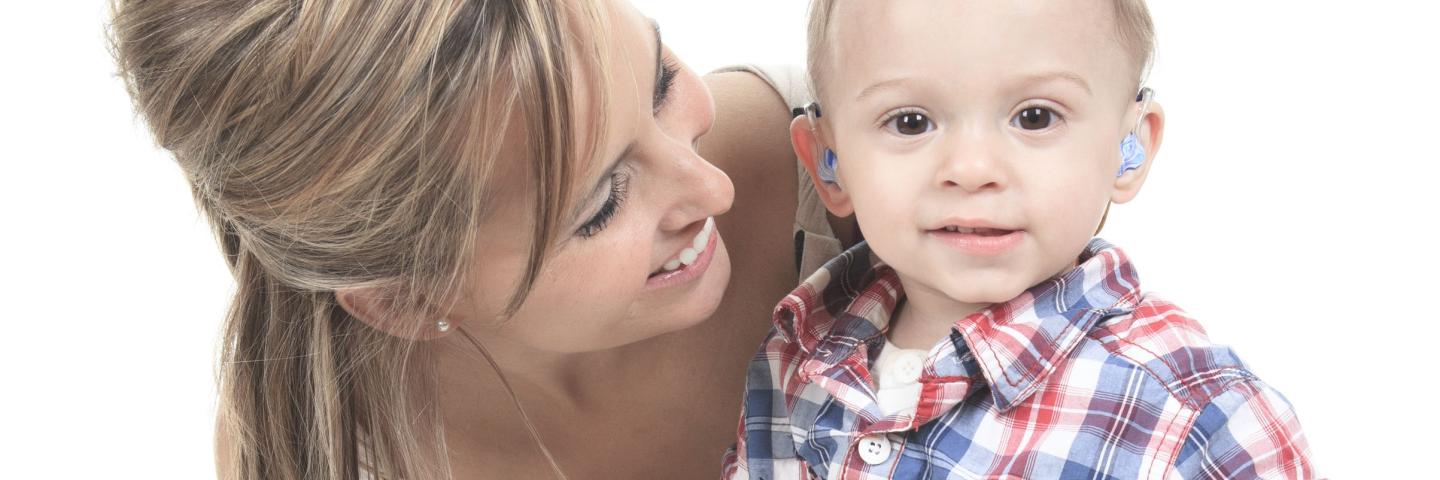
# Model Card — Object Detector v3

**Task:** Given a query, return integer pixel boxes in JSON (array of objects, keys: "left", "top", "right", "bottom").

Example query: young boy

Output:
[{"left": 723, "top": 1, "right": 1314, "bottom": 478}]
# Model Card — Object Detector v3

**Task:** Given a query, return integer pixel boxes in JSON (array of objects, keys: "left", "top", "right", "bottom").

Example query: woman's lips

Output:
[
  {"left": 927, "top": 228, "right": 1024, "bottom": 255},
  {"left": 644, "top": 219, "right": 718, "bottom": 290}
]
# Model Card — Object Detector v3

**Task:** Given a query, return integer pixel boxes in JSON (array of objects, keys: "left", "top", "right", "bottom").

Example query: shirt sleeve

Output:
[
  {"left": 721, "top": 442, "right": 748, "bottom": 480},
  {"left": 1172, "top": 379, "right": 1317, "bottom": 479},
  {"left": 723, "top": 325, "right": 819, "bottom": 480}
]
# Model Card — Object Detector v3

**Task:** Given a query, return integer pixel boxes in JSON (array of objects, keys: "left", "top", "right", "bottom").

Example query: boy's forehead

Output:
[{"left": 827, "top": 0, "right": 1132, "bottom": 100}]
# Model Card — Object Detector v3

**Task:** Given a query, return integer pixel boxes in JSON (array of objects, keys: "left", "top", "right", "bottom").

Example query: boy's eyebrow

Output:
[
  {"left": 854, "top": 77, "right": 917, "bottom": 102},
  {"left": 855, "top": 71, "right": 1093, "bottom": 102},
  {"left": 1015, "top": 71, "right": 1093, "bottom": 96}
]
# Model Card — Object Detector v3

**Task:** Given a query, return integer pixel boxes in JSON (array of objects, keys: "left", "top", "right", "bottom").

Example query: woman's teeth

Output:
[{"left": 659, "top": 218, "right": 714, "bottom": 273}]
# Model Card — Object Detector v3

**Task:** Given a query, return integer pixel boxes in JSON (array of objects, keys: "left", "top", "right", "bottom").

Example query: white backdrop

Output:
[{"left": 3, "top": 1, "right": 1436, "bottom": 478}]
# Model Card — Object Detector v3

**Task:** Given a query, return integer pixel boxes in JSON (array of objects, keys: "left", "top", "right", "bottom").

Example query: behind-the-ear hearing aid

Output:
[
  {"left": 819, "top": 149, "right": 838, "bottom": 183},
  {"left": 804, "top": 102, "right": 840, "bottom": 184},
  {"left": 1117, "top": 87, "right": 1155, "bottom": 177}
]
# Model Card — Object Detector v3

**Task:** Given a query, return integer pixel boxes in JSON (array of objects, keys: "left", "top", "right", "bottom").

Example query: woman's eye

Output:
[
  {"left": 886, "top": 112, "right": 934, "bottom": 136},
  {"left": 576, "top": 171, "right": 629, "bottom": 238},
  {"left": 1012, "top": 107, "right": 1059, "bottom": 131}
]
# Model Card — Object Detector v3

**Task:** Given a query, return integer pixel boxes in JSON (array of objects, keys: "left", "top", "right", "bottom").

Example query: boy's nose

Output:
[{"left": 935, "top": 134, "right": 1007, "bottom": 192}]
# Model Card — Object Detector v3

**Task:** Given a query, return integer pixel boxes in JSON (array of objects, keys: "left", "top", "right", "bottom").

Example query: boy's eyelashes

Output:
[
  {"left": 1011, "top": 106, "right": 1063, "bottom": 131},
  {"left": 879, "top": 109, "right": 936, "bottom": 136},
  {"left": 864, "top": 100, "right": 1071, "bottom": 138},
  {"left": 873, "top": 105, "right": 1066, "bottom": 136}
]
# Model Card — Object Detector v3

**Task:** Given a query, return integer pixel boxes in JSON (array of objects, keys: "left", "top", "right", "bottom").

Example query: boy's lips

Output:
[
  {"left": 925, "top": 218, "right": 1019, "bottom": 233},
  {"left": 925, "top": 219, "right": 1024, "bottom": 255}
]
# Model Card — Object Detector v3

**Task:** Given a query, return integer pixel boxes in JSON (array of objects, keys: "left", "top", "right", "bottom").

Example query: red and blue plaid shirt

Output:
[{"left": 723, "top": 239, "right": 1314, "bottom": 479}]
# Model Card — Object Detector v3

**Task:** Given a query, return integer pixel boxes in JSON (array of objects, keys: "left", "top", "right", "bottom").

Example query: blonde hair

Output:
[
  {"left": 109, "top": 0, "right": 607, "bottom": 478},
  {"left": 805, "top": 0, "right": 1156, "bottom": 100}
]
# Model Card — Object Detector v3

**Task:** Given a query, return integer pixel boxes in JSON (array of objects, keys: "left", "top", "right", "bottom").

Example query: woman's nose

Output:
[
  {"left": 651, "top": 67, "right": 728, "bottom": 232},
  {"left": 656, "top": 145, "right": 733, "bottom": 233}
]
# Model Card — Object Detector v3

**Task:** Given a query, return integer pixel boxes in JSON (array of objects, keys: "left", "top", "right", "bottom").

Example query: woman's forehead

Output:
[
  {"left": 573, "top": 0, "right": 657, "bottom": 176},
  {"left": 479, "top": 0, "right": 658, "bottom": 227}
]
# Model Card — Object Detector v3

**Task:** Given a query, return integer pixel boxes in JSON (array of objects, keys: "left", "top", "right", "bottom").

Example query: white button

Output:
[
  {"left": 890, "top": 352, "right": 924, "bottom": 383},
  {"left": 856, "top": 434, "right": 892, "bottom": 465}
]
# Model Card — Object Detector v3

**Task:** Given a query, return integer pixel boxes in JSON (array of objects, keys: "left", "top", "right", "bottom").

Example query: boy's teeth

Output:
[
  {"left": 663, "top": 259, "right": 682, "bottom": 271},
  {"left": 942, "top": 226, "right": 1007, "bottom": 235}
]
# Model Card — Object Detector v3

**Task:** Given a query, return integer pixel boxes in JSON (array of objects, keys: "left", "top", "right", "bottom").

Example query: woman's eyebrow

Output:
[{"left": 567, "top": 20, "right": 663, "bottom": 230}]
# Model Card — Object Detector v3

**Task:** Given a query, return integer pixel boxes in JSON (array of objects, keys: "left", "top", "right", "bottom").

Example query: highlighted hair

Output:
[{"left": 110, "top": 0, "right": 608, "bottom": 478}]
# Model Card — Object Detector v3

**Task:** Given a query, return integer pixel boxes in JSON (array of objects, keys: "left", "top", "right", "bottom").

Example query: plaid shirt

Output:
[{"left": 723, "top": 239, "right": 1314, "bottom": 479}]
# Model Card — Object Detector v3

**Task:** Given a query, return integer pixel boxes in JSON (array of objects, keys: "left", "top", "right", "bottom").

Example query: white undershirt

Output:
[{"left": 871, "top": 340, "right": 928, "bottom": 417}]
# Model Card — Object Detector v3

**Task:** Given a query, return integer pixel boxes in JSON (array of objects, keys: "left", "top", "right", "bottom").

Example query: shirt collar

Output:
[{"left": 772, "top": 238, "right": 1143, "bottom": 411}]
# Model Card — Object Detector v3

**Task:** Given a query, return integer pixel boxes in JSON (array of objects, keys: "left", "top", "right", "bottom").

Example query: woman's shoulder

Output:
[
  {"left": 701, "top": 66, "right": 800, "bottom": 260},
  {"left": 701, "top": 66, "right": 801, "bottom": 202}
]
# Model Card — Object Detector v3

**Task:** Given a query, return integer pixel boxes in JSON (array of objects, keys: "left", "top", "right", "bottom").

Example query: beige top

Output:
[{"left": 712, "top": 64, "right": 843, "bottom": 281}]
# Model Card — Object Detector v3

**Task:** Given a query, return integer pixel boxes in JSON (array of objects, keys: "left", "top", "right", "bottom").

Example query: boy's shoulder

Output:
[{"left": 1084, "top": 293, "right": 1259, "bottom": 410}]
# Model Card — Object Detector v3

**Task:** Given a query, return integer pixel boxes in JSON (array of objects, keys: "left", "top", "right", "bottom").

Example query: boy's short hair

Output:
[{"left": 805, "top": 0, "right": 1156, "bottom": 100}]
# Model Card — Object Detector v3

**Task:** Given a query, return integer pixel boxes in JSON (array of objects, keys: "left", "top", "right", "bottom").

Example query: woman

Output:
[{"left": 111, "top": 0, "right": 850, "bottom": 478}]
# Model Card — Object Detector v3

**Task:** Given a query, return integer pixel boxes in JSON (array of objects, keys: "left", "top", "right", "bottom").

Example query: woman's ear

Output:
[
  {"left": 790, "top": 115, "right": 853, "bottom": 217},
  {"left": 335, "top": 286, "right": 456, "bottom": 341},
  {"left": 1112, "top": 100, "right": 1165, "bottom": 204}
]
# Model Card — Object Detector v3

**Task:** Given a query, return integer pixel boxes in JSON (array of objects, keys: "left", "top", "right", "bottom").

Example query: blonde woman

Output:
[{"left": 111, "top": 0, "right": 844, "bottom": 478}]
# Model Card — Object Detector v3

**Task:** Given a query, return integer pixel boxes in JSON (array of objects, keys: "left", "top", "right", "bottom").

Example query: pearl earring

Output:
[{"left": 436, "top": 320, "right": 451, "bottom": 333}]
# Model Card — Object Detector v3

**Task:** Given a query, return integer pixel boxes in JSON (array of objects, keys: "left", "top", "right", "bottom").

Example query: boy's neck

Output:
[
  {"left": 886, "top": 260, "right": 1083, "bottom": 351},
  {"left": 888, "top": 283, "right": 988, "bottom": 351}
]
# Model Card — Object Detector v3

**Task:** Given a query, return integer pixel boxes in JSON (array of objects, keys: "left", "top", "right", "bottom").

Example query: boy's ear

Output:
[
  {"left": 336, "top": 285, "right": 456, "bottom": 341},
  {"left": 1112, "top": 100, "right": 1165, "bottom": 204},
  {"left": 790, "top": 115, "right": 853, "bottom": 217}
]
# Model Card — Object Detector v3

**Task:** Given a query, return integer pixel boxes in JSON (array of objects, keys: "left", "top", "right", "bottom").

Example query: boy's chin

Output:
[{"left": 931, "top": 273, "right": 1034, "bottom": 308}]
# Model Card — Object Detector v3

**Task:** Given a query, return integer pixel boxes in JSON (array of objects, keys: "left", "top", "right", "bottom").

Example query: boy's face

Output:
[{"left": 803, "top": 0, "right": 1161, "bottom": 309}]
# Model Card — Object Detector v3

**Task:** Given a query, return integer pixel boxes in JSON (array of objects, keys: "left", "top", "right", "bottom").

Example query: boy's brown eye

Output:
[
  {"left": 890, "top": 112, "right": 933, "bottom": 136},
  {"left": 1013, "top": 107, "right": 1056, "bottom": 130}
]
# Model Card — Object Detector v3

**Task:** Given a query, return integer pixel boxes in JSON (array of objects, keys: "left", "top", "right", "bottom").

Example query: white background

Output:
[{"left": 3, "top": 1, "right": 1436, "bottom": 478}]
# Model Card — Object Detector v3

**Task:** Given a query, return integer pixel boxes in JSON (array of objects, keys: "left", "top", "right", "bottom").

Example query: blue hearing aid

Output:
[
  {"left": 1117, "top": 133, "right": 1146, "bottom": 177},
  {"left": 803, "top": 102, "right": 840, "bottom": 184},
  {"left": 818, "top": 149, "right": 838, "bottom": 183},
  {"left": 1116, "top": 87, "right": 1155, "bottom": 177}
]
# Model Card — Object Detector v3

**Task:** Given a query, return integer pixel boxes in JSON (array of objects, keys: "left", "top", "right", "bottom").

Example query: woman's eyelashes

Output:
[
  {"left": 653, "top": 57, "right": 679, "bottom": 114},
  {"left": 576, "top": 170, "right": 631, "bottom": 238},
  {"left": 575, "top": 55, "right": 675, "bottom": 240}
]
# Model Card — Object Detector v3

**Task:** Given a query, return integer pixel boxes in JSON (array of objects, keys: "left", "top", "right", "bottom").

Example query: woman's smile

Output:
[{"left": 646, "top": 217, "right": 720, "bottom": 290}]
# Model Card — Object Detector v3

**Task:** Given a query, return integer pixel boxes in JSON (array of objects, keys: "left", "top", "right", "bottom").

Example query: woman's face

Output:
[{"left": 455, "top": 0, "right": 733, "bottom": 353}]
